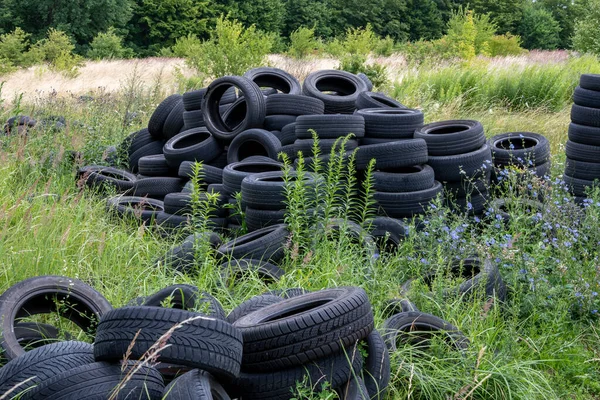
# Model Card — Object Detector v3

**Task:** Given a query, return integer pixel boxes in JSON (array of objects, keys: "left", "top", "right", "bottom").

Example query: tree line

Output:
[{"left": 0, "top": 0, "right": 594, "bottom": 56}]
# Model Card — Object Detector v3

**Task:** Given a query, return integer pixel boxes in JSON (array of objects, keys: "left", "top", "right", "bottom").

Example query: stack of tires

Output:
[
  {"left": 416, "top": 120, "right": 492, "bottom": 215},
  {"left": 488, "top": 132, "right": 551, "bottom": 184},
  {"left": 294, "top": 114, "right": 363, "bottom": 158},
  {"left": 564, "top": 74, "right": 600, "bottom": 201},
  {"left": 230, "top": 286, "right": 390, "bottom": 399}
]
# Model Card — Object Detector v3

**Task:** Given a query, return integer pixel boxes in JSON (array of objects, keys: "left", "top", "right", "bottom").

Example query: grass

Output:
[{"left": 1, "top": 54, "right": 600, "bottom": 399}]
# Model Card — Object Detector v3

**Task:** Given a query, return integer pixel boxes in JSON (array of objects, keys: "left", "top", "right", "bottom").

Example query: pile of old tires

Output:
[
  {"left": 564, "top": 73, "right": 600, "bottom": 202},
  {"left": 0, "top": 275, "right": 397, "bottom": 399},
  {"left": 488, "top": 132, "right": 551, "bottom": 182}
]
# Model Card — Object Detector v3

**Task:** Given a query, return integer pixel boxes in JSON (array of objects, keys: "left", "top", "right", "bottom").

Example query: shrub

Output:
[
  {"left": 572, "top": 0, "right": 600, "bottom": 56},
  {"left": 473, "top": 12, "right": 497, "bottom": 56},
  {"left": 87, "top": 28, "right": 133, "bottom": 60},
  {"left": 0, "top": 28, "right": 41, "bottom": 68},
  {"left": 519, "top": 5, "right": 562, "bottom": 50},
  {"left": 163, "top": 34, "right": 203, "bottom": 58},
  {"left": 34, "top": 29, "right": 83, "bottom": 76},
  {"left": 374, "top": 35, "right": 395, "bottom": 57},
  {"left": 445, "top": 8, "right": 478, "bottom": 59},
  {"left": 488, "top": 34, "right": 527, "bottom": 56},
  {"left": 287, "top": 26, "right": 321, "bottom": 59},
  {"left": 186, "top": 16, "right": 273, "bottom": 78}
]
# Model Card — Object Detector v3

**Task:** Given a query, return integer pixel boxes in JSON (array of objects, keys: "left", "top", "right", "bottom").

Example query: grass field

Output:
[{"left": 0, "top": 52, "right": 599, "bottom": 399}]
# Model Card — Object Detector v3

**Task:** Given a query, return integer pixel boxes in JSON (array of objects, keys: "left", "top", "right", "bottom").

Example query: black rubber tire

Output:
[
  {"left": 488, "top": 132, "right": 550, "bottom": 167},
  {"left": 138, "top": 154, "right": 174, "bottom": 176},
  {"left": 142, "top": 284, "right": 225, "bottom": 319},
  {"left": 0, "top": 276, "right": 112, "bottom": 361},
  {"left": 26, "top": 361, "right": 164, "bottom": 400},
  {"left": 266, "top": 94, "right": 325, "bottom": 116},
  {"left": 355, "top": 91, "right": 405, "bottom": 110},
  {"left": 128, "top": 139, "right": 166, "bottom": 173},
  {"left": 367, "top": 216, "right": 409, "bottom": 250},
  {"left": 183, "top": 110, "right": 206, "bottom": 130},
  {"left": 401, "top": 257, "right": 507, "bottom": 301},
  {"left": 563, "top": 174, "right": 598, "bottom": 196},
  {"left": 357, "top": 108, "right": 424, "bottom": 139},
  {"left": 372, "top": 164, "right": 435, "bottom": 193},
  {"left": 178, "top": 162, "right": 223, "bottom": 184},
  {"left": 106, "top": 196, "right": 164, "bottom": 223},
  {"left": 245, "top": 207, "right": 286, "bottom": 231},
  {"left": 233, "top": 347, "right": 363, "bottom": 400},
  {"left": 355, "top": 139, "right": 428, "bottom": 170},
  {"left": 222, "top": 160, "right": 283, "bottom": 195},
  {"left": 580, "top": 74, "right": 600, "bottom": 91},
  {"left": 233, "top": 287, "right": 373, "bottom": 371},
  {"left": 361, "top": 330, "right": 390, "bottom": 400},
  {"left": 374, "top": 181, "right": 443, "bottom": 218},
  {"left": 568, "top": 122, "right": 600, "bottom": 146},
  {"left": 164, "top": 99, "right": 186, "bottom": 139},
  {"left": 163, "top": 192, "right": 226, "bottom": 217},
  {"left": 226, "top": 295, "right": 283, "bottom": 324},
  {"left": 241, "top": 171, "right": 318, "bottom": 210},
  {"left": 573, "top": 86, "right": 600, "bottom": 108},
  {"left": 279, "top": 123, "right": 297, "bottom": 145},
  {"left": 415, "top": 120, "right": 485, "bottom": 156},
  {"left": 382, "top": 311, "right": 469, "bottom": 353},
  {"left": 0, "top": 341, "right": 94, "bottom": 397},
  {"left": 263, "top": 114, "right": 297, "bottom": 131},
  {"left": 10, "top": 322, "right": 60, "bottom": 351},
  {"left": 149, "top": 94, "right": 183, "bottom": 139},
  {"left": 244, "top": 67, "right": 302, "bottom": 95},
  {"left": 357, "top": 72, "right": 373, "bottom": 91},
  {"left": 163, "top": 128, "right": 223, "bottom": 169},
  {"left": 122, "top": 128, "right": 153, "bottom": 157},
  {"left": 337, "top": 376, "right": 370, "bottom": 400},
  {"left": 295, "top": 138, "right": 359, "bottom": 156},
  {"left": 163, "top": 369, "right": 230, "bottom": 399},
  {"left": 217, "top": 224, "right": 289, "bottom": 263},
  {"left": 94, "top": 307, "right": 243, "bottom": 379},
  {"left": 564, "top": 158, "right": 600, "bottom": 181},
  {"left": 219, "top": 259, "right": 285, "bottom": 286},
  {"left": 264, "top": 288, "right": 309, "bottom": 299},
  {"left": 571, "top": 104, "right": 600, "bottom": 127},
  {"left": 156, "top": 232, "right": 223, "bottom": 272},
  {"left": 448, "top": 191, "right": 489, "bottom": 216},
  {"left": 82, "top": 167, "right": 137, "bottom": 193},
  {"left": 302, "top": 70, "right": 368, "bottom": 114},
  {"left": 359, "top": 137, "right": 406, "bottom": 145},
  {"left": 132, "top": 177, "right": 186, "bottom": 199},
  {"left": 427, "top": 144, "right": 492, "bottom": 182},
  {"left": 227, "top": 129, "right": 282, "bottom": 164},
  {"left": 295, "top": 114, "right": 365, "bottom": 139},
  {"left": 182, "top": 88, "right": 207, "bottom": 111},
  {"left": 565, "top": 139, "right": 600, "bottom": 163},
  {"left": 203, "top": 76, "right": 266, "bottom": 142},
  {"left": 207, "top": 150, "right": 229, "bottom": 168}
]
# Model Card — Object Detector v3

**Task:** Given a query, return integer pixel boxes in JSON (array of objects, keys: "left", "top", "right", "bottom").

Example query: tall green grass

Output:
[{"left": 393, "top": 55, "right": 600, "bottom": 112}]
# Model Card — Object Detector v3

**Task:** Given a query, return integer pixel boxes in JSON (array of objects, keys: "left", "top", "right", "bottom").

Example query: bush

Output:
[
  {"left": 572, "top": 0, "right": 600, "bottom": 56},
  {"left": 519, "top": 5, "right": 562, "bottom": 50},
  {"left": 162, "top": 34, "right": 203, "bottom": 58},
  {"left": 186, "top": 16, "right": 273, "bottom": 78},
  {"left": 374, "top": 35, "right": 395, "bottom": 57},
  {"left": 488, "top": 34, "right": 527, "bottom": 56},
  {"left": 0, "top": 28, "right": 41, "bottom": 69},
  {"left": 34, "top": 29, "right": 83, "bottom": 76},
  {"left": 445, "top": 8, "right": 478, "bottom": 59},
  {"left": 87, "top": 28, "right": 134, "bottom": 60},
  {"left": 287, "top": 26, "right": 321, "bottom": 59}
]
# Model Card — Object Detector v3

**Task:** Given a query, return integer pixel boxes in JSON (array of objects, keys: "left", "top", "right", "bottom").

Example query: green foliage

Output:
[
  {"left": 87, "top": 28, "right": 133, "bottom": 60},
  {"left": 186, "top": 16, "right": 273, "bottom": 78},
  {"left": 34, "top": 29, "right": 83, "bottom": 76},
  {"left": 374, "top": 36, "right": 395, "bottom": 57},
  {"left": 393, "top": 54, "right": 600, "bottom": 111},
  {"left": 572, "top": 0, "right": 600, "bottom": 56},
  {"left": 473, "top": 13, "right": 497, "bottom": 56},
  {"left": 287, "top": 26, "right": 321, "bottom": 59},
  {"left": 519, "top": 5, "right": 562, "bottom": 50},
  {"left": 470, "top": 0, "right": 524, "bottom": 34},
  {"left": 0, "top": 28, "right": 41, "bottom": 69},
  {"left": 537, "top": 0, "right": 586, "bottom": 49},
  {"left": 214, "top": 0, "right": 286, "bottom": 35},
  {"left": 161, "top": 34, "right": 203, "bottom": 58},
  {"left": 0, "top": 0, "right": 133, "bottom": 48},
  {"left": 282, "top": 0, "right": 334, "bottom": 39},
  {"left": 126, "top": 0, "right": 212, "bottom": 55},
  {"left": 445, "top": 8, "right": 478, "bottom": 59},
  {"left": 488, "top": 34, "right": 527, "bottom": 56}
]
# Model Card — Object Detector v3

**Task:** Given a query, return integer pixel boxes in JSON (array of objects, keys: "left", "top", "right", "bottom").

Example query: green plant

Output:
[
  {"left": 288, "top": 26, "right": 321, "bottom": 59},
  {"left": 572, "top": 0, "right": 600, "bottom": 56},
  {"left": 161, "top": 34, "right": 203, "bottom": 58},
  {"left": 87, "top": 28, "right": 133, "bottom": 60},
  {"left": 488, "top": 34, "right": 527, "bottom": 56},
  {"left": 34, "top": 29, "right": 83, "bottom": 76},
  {"left": 374, "top": 35, "right": 395, "bottom": 57},
  {"left": 445, "top": 8, "right": 478, "bottom": 59},
  {"left": 0, "top": 28, "right": 42, "bottom": 69},
  {"left": 186, "top": 15, "right": 273, "bottom": 78},
  {"left": 519, "top": 5, "right": 562, "bottom": 50}
]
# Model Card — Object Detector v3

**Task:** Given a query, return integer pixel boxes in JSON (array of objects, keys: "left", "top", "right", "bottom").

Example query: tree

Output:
[
  {"left": 282, "top": 0, "right": 335, "bottom": 39},
  {"left": 536, "top": 0, "right": 587, "bottom": 49},
  {"left": 0, "top": 0, "right": 133, "bottom": 49},
  {"left": 518, "top": 4, "right": 561, "bottom": 50},
  {"left": 213, "top": 0, "right": 285, "bottom": 34},
  {"left": 470, "top": 0, "right": 525, "bottom": 34},
  {"left": 406, "top": 0, "right": 446, "bottom": 41},
  {"left": 126, "top": 0, "right": 213, "bottom": 55},
  {"left": 572, "top": 0, "right": 600, "bottom": 55}
]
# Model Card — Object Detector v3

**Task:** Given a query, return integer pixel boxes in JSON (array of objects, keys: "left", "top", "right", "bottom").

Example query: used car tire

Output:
[
  {"left": 415, "top": 120, "right": 485, "bottom": 156},
  {"left": 302, "top": 70, "right": 368, "bottom": 114}
]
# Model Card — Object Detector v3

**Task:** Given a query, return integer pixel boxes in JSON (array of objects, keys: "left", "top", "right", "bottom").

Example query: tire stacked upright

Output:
[
  {"left": 416, "top": 120, "right": 492, "bottom": 215},
  {"left": 565, "top": 74, "right": 600, "bottom": 202},
  {"left": 356, "top": 105, "right": 422, "bottom": 146}
]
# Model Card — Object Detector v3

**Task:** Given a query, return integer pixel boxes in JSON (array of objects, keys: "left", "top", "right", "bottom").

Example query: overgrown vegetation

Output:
[{"left": 1, "top": 61, "right": 599, "bottom": 398}]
